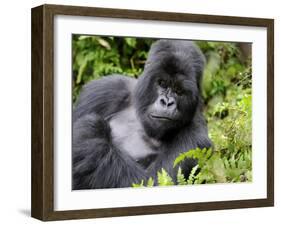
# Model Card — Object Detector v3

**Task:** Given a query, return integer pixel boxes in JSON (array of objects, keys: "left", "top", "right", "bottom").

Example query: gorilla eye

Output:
[
  {"left": 158, "top": 79, "right": 168, "bottom": 89},
  {"left": 175, "top": 87, "right": 184, "bottom": 96}
]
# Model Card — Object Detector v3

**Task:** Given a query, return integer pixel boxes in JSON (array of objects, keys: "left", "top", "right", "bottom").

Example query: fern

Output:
[
  {"left": 187, "top": 165, "right": 199, "bottom": 184},
  {"left": 177, "top": 167, "right": 187, "bottom": 185},
  {"left": 157, "top": 168, "right": 174, "bottom": 186},
  {"left": 174, "top": 148, "right": 212, "bottom": 168},
  {"left": 147, "top": 177, "right": 154, "bottom": 187},
  {"left": 132, "top": 180, "right": 144, "bottom": 188}
]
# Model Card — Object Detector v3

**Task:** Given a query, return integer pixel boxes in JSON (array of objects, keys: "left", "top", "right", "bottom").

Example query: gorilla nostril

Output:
[
  {"left": 160, "top": 98, "right": 167, "bottom": 106},
  {"left": 167, "top": 100, "right": 174, "bottom": 107}
]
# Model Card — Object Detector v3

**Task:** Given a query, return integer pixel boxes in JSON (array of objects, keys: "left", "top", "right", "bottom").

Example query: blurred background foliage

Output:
[{"left": 72, "top": 35, "right": 252, "bottom": 184}]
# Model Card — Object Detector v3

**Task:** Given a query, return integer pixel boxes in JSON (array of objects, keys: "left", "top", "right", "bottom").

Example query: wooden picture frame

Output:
[{"left": 31, "top": 4, "right": 274, "bottom": 221}]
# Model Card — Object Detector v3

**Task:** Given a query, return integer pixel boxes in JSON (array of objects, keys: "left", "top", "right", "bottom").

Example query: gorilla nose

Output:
[{"left": 160, "top": 97, "right": 175, "bottom": 108}]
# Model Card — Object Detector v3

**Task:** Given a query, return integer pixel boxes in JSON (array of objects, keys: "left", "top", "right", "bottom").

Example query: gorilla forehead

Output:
[
  {"left": 159, "top": 54, "right": 194, "bottom": 78},
  {"left": 149, "top": 39, "right": 202, "bottom": 57},
  {"left": 144, "top": 40, "right": 204, "bottom": 80},
  {"left": 134, "top": 40, "right": 204, "bottom": 105}
]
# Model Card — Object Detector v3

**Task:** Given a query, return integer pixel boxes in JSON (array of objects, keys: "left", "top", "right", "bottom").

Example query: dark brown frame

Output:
[{"left": 31, "top": 4, "right": 274, "bottom": 221}]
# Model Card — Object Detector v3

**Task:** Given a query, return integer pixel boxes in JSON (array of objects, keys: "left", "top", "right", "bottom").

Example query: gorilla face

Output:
[
  {"left": 149, "top": 74, "right": 198, "bottom": 124},
  {"left": 134, "top": 40, "right": 204, "bottom": 139}
]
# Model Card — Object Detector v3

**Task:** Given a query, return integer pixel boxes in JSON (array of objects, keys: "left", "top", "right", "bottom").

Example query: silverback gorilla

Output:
[{"left": 72, "top": 39, "right": 212, "bottom": 189}]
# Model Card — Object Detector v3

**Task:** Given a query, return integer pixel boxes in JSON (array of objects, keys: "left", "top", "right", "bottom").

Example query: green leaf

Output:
[
  {"left": 157, "top": 168, "right": 174, "bottom": 186},
  {"left": 177, "top": 167, "right": 187, "bottom": 185},
  {"left": 132, "top": 180, "right": 144, "bottom": 188},
  {"left": 125, "top": 38, "right": 137, "bottom": 48},
  {"left": 78, "top": 35, "right": 91, "bottom": 40},
  {"left": 187, "top": 165, "right": 199, "bottom": 184},
  {"left": 97, "top": 38, "right": 111, "bottom": 50},
  {"left": 147, "top": 177, "right": 154, "bottom": 187}
]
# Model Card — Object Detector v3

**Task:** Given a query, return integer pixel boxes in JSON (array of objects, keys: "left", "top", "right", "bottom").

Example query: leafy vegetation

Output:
[
  {"left": 197, "top": 41, "right": 252, "bottom": 184},
  {"left": 72, "top": 36, "right": 252, "bottom": 186},
  {"left": 72, "top": 35, "right": 154, "bottom": 102}
]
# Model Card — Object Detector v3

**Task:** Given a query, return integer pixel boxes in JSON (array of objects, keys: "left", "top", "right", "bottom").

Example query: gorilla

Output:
[{"left": 72, "top": 39, "right": 211, "bottom": 189}]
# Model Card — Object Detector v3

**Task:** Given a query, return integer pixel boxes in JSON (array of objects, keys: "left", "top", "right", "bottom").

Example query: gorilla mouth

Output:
[{"left": 150, "top": 114, "right": 173, "bottom": 121}]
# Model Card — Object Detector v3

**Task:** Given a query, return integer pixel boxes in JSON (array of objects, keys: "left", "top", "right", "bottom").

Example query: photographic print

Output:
[
  {"left": 31, "top": 4, "right": 273, "bottom": 221},
  {"left": 72, "top": 36, "right": 252, "bottom": 190}
]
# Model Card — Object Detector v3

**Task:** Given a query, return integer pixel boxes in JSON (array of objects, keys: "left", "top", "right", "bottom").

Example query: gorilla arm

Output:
[
  {"left": 72, "top": 75, "right": 148, "bottom": 189},
  {"left": 72, "top": 114, "right": 148, "bottom": 189}
]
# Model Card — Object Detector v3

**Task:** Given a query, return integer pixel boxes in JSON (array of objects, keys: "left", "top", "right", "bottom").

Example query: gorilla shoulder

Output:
[{"left": 73, "top": 75, "right": 137, "bottom": 121}]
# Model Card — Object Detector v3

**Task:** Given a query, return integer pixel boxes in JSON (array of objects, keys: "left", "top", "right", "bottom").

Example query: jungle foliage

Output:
[{"left": 72, "top": 35, "right": 252, "bottom": 186}]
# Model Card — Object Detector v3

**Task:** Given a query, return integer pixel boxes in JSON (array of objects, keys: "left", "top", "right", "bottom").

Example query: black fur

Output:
[{"left": 72, "top": 40, "right": 211, "bottom": 189}]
